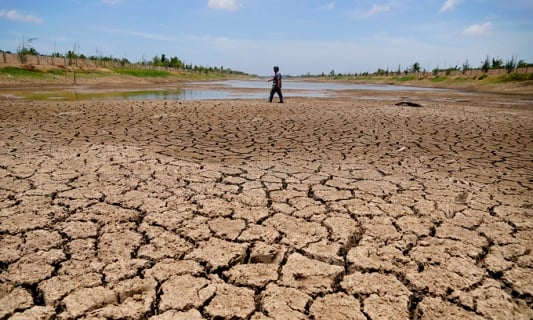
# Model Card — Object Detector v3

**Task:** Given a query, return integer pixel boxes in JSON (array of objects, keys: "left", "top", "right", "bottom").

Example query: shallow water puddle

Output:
[
  {"left": 11, "top": 89, "right": 186, "bottom": 101},
  {"left": 7, "top": 88, "right": 326, "bottom": 101},
  {"left": 5, "top": 79, "right": 447, "bottom": 101}
]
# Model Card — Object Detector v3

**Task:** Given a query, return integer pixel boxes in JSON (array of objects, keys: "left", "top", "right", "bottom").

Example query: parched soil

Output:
[{"left": 0, "top": 90, "right": 532, "bottom": 319}]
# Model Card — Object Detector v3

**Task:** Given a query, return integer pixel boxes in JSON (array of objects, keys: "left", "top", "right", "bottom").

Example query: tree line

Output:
[
  {"left": 6, "top": 36, "right": 531, "bottom": 78},
  {"left": 3, "top": 37, "right": 247, "bottom": 75},
  {"left": 298, "top": 55, "right": 532, "bottom": 78}
]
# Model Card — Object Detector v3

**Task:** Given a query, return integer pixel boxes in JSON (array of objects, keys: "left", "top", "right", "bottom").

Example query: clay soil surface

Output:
[{"left": 1, "top": 85, "right": 532, "bottom": 319}]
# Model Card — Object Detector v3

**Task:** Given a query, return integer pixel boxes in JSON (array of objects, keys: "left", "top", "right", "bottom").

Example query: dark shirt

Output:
[{"left": 272, "top": 71, "right": 282, "bottom": 87}]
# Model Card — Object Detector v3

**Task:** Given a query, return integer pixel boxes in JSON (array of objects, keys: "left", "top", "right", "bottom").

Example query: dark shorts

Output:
[{"left": 269, "top": 86, "right": 283, "bottom": 102}]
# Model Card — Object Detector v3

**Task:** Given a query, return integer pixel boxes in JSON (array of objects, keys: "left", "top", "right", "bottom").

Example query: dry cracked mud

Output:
[{"left": 0, "top": 92, "right": 532, "bottom": 319}]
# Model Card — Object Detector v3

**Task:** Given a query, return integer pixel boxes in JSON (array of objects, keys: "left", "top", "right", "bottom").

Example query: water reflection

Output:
[
  {"left": 209, "top": 79, "right": 448, "bottom": 92},
  {"left": 11, "top": 79, "right": 445, "bottom": 101},
  {"left": 127, "top": 90, "right": 325, "bottom": 100},
  {"left": 16, "top": 87, "right": 326, "bottom": 101}
]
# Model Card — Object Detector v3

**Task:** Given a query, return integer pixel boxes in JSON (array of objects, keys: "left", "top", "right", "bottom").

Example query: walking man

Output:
[{"left": 268, "top": 66, "right": 283, "bottom": 103}]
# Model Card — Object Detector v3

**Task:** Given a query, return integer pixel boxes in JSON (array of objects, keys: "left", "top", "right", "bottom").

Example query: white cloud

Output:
[
  {"left": 319, "top": 2, "right": 335, "bottom": 10},
  {"left": 462, "top": 22, "right": 492, "bottom": 36},
  {"left": 369, "top": 4, "right": 390, "bottom": 15},
  {"left": 208, "top": 0, "right": 239, "bottom": 11},
  {"left": 440, "top": 0, "right": 459, "bottom": 13},
  {"left": 100, "top": 27, "right": 174, "bottom": 41},
  {"left": 0, "top": 9, "right": 43, "bottom": 24},
  {"left": 352, "top": 4, "right": 391, "bottom": 18}
]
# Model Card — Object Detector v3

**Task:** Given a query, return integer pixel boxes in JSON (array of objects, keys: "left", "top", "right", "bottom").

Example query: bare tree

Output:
[{"left": 17, "top": 35, "right": 38, "bottom": 64}]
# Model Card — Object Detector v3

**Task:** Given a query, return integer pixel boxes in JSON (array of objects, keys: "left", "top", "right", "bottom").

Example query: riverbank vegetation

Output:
[
  {"left": 292, "top": 56, "right": 532, "bottom": 92},
  {"left": 1, "top": 44, "right": 532, "bottom": 92},
  {"left": 1, "top": 45, "right": 250, "bottom": 81},
  {"left": 298, "top": 56, "right": 532, "bottom": 78}
]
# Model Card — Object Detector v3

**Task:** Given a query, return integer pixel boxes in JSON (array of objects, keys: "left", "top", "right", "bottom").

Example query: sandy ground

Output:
[{"left": 0, "top": 88, "right": 532, "bottom": 319}]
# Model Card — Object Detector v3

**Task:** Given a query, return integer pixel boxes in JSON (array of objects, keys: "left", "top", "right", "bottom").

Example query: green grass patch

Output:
[
  {"left": 492, "top": 73, "right": 533, "bottom": 83},
  {"left": 0, "top": 66, "right": 69, "bottom": 78},
  {"left": 431, "top": 76, "right": 447, "bottom": 82},
  {"left": 114, "top": 68, "right": 171, "bottom": 77},
  {"left": 0, "top": 66, "right": 44, "bottom": 78}
]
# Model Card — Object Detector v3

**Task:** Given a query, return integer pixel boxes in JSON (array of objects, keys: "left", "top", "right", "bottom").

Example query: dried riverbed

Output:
[{"left": 0, "top": 91, "right": 532, "bottom": 319}]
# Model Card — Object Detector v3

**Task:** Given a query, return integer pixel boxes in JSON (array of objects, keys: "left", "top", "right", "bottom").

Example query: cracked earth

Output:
[{"left": 0, "top": 92, "right": 532, "bottom": 319}]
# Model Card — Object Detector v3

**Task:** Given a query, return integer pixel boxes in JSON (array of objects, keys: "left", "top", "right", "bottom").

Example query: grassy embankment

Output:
[
  {"left": 392, "top": 73, "right": 533, "bottom": 85},
  {"left": 0, "top": 65, "right": 243, "bottom": 84},
  {"left": 327, "top": 72, "right": 533, "bottom": 93},
  {"left": 0, "top": 65, "right": 247, "bottom": 100}
]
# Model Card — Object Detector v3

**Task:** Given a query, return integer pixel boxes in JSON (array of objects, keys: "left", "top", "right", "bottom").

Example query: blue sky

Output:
[{"left": 1, "top": 0, "right": 532, "bottom": 75}]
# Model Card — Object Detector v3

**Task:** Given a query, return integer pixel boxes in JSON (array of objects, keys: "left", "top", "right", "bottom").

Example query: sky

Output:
[{"left": 1, "top": 0, "right": 532, "bottom": 76}]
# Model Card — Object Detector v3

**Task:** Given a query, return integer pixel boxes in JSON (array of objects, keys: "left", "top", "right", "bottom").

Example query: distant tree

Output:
[
  {"left": 411, "top": 62, "right": 421, "bottom": 73},
  {"left": 66, "top": 50, "right": 77, "bottom": 66},
  {"left": 152, "top": 54, "right": 162, "bottom": 66},
  {"left": 505, "top": 56, "right": 517, "bottom": 74},
  {"left": 462, "top": 59, "right": 470, "bottom": 74},
  {"left": 68, "top": 42, "right": 80, "bottom": 83},
  {"left": 160, "top": 54, "right": 168, "bottom": 66},
  {"left": 445, "top": 66, "right": 458, "bottom": 76},
  {"left": 169, "top": 56, "right": 184, "bottom": 69},
  {"left": 375, "top": 68, "right": 387, "bottom": 76},
  {"left": 491, "top": 57, "right": 503, "bottom": 69},
  {"left": 329, "top": 69, "right": 335, "bottom": 77},
  {"left": 17, "top": 36, "right": 38, "bottom": 64},
  {"left": 481, "top": 55, "right": 490, "bottom": 73}
]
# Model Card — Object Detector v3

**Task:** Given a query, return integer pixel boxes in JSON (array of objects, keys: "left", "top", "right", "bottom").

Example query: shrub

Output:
[{"left": 495, "top": 73, "right": 533, "bottom": 82}]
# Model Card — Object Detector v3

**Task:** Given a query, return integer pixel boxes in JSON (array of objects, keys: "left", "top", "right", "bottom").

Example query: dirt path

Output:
[{"left": 0, "top": 92, "right": 532, "bottom": 319}]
